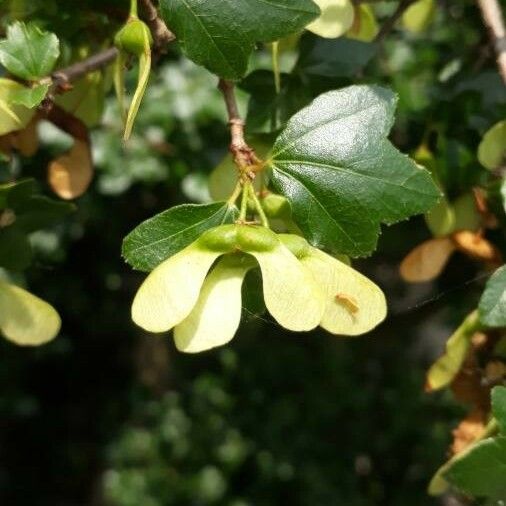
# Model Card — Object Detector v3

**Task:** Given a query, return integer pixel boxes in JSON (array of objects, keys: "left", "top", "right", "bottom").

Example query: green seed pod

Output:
[
  {"left": 115, "top": 19, "right": 152, "bottom": 56},
  {"left": 236, "top": 225, "right": 278, "bottom": 252},
  {"left": 278, "top": 234, "right": 311, "bottom": 259},
  {"left": 261, "top": 193, "right": 292, "bottom": 219},
  {"left": 199, "top": 225, "right": 238, "bottom": 252}
]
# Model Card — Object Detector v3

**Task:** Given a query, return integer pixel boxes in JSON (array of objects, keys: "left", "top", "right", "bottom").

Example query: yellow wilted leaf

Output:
[
  {"left": 0, "top": 78, "right": 35, "bottom": 136},
  {"left": 425, "top": 197, "right": 456, "bottom": 237},
  {"left": 402, "top": 0, "right": 435, "bottom": 34},
  {"left": 55, "top": 71, "right": 106, "bottom": 127},
  {"left": 306, "top": 0, "right": 355, "bottom": 39},
  {"left": 0, "top": 280, "right": 61, "bottom": 346},
  {"left": 346, "top": 4, "right": 378, "bottom": 42},
  {"left": 426, "top": 311, "right": 480, "bottom": 392},
  {"left": 48, "top": 139, "right": 93, "bottom": 200},
  {"left": 400, "top": 237, "right": 456, "bottom": 283},
  {"left": 478, "top": 120, "right": 506, "bottom": 170}
]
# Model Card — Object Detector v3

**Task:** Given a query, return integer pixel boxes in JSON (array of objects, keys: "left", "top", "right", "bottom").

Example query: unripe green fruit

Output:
[
  {"left": 115, "top": 19, "right": 152, "bottom": 56},
  {"left": 236, "top": 225, "right": 278, "bottom": 252},
  {"left": 278, "top": 234, "right": 311, "bottom": 258},
  {"left": 199, "top": 225, "right": 237, "bottom": 252},
  {"left": 261, "top": 194, "right": 291, "bottom": 219}
]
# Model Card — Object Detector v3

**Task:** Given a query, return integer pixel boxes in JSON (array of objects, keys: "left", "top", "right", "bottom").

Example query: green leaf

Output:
[
  {"left": 492, "top": 386, "right": 506, "bottom": 434},
  {"left": 0, "top": 178, "right": 74, "bottom": 234},
  {"left": 0, "top": 78, "right": 36, "bottom": 136},
  {"left": 0, "top": 178, "right": 35, "bottom": 210},
  {"left": 123, "top": 202, "right": 238, "bottom": 272},
  {"left": 0, "top": 225, "right": 32, "bottom": 271},
  {"left": 159, "top": 0, "right": 319, "bottom": 79},
  {"left": 444, "top": 437, "right": 506, "bottom": 501},
  {"left": 8, "top": 83, "right": 49, "bottom": 108},
  {"left": 478, "top": 120, "right": 506, "bottom": 170},
  {"left": 241, "top": 70, "right": 311, "bottom": 134},
  {"left": 296, "top": 34, "right": 377, "bottom": 79},
  {"left": 479, "top": 265, "right": 506, "bottom": 328},
  {"left": 14, "top": 196, "right": 75, "bottom": 233},
  {"left": 0, "top": 22, "right": 60, "bottom": 80},
  {"left": 268, "top": 85, "right": 440, "bottom": 256}
]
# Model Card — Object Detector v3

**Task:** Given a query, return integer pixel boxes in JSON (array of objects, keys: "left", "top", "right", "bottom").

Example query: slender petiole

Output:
[
  {"left": 227, "top": 181, "right": 242, "bottom": 207},
  {"left": 238, "top": 182, "right": 250, "bottom": 222},
  {"left": 248, "top": 183, "right": 270, "bottom": 228},
  {"left": 130, "top": 0, "right": 138, "bottom": 17}
]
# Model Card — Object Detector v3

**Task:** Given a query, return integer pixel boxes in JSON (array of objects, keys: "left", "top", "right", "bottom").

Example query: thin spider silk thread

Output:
[{"left": 241, "top": 271, "right": 493, "bottom": 327}]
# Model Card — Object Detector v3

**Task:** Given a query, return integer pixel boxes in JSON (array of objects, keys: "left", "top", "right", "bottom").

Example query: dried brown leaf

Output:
[
  {"left": 48, "top": 139, "right": 93, "bottom": 200},
  {"left": 400, "top": 237, "right": 456, "bottom": 283},
  {"left": 451, "top": 230, "right": 502, "bottom": 263},
  {"left": 11, "top": 118, "right": 39, "bottom": 157},
  {"left": 451, "top": 409, "right": 487, "bottom": 456}
]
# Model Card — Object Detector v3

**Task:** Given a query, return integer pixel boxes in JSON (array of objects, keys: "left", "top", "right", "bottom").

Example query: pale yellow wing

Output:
[
  {"left": 301, "top": 248, "right": 387, "bottom": 336},
  {"left": 131, "top": 244, "right": 221, "bottom": 333},
  {"left": 174, "top": 255, "right": 253, "bottom": 353},
  {"left": 251, "top": 244, "right": 325, "bottom": 332}
]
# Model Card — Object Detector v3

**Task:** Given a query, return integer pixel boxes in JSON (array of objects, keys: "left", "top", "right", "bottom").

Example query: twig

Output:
[
  {"left": 48, "top": 47, "right": 119, "bottom": 92},
  {"left": 139, "top": 0, "right": 176, "bottom": 49},
  {"left": 476, "top": 0, "right": 506, "bottom": 83},
  {"left": 218, "top": 79, "right": 260, "bottom": 177},
  {"left": 40, "top": 2, "right": 175, "bottom": 92},
  {"left": 45, "top": 104, "right": 90, "bottom": 143},
  {"left": 375, "top": 0, "right": 417, "bottom": 43}
]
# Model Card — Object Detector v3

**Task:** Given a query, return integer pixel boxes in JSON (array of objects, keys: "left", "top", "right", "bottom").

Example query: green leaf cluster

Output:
[
  {"left": 0, "top": 21, "right": 59, "bottom": 80},
  {"left": 443, "top": 387, "right": 506, "bottom": 502}
]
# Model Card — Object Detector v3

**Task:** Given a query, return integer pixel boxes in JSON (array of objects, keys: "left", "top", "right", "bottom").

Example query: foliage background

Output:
[{"left": 0, "top": 1, "right": 505, "bottom": 504}]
